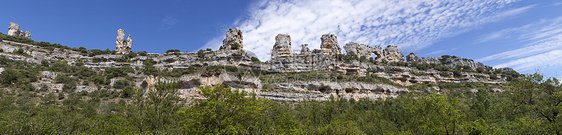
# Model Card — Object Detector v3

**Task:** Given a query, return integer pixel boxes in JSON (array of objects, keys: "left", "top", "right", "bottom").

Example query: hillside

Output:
[{"left": 1, "top": 28, "right": 560, "bottom": 134}]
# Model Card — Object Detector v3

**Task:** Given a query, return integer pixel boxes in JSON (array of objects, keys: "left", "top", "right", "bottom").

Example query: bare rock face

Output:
[
  {"left": 406, "top": 52, "right": 419, "bottom": 62},
  {"left": 271, "top": 34, "right": 292, "bottom": 59},
  {"left": 373, "top": 46, "right": 383, "bottom": 61},
  {"left": 320, "top": 34, "right": 342, "bottom": 55},
  {"left": 382, "top": 45, "right": 405, "bottom": 62},
  {"left": 7, "top": 22, "right": 31, "bottom": 38},
  {"left": 115, "top": 29, "right": 133, "bottom": 54},
  {"left": 343, "top": 42, "right": 376, "bottom": 59},
  {"left": 222, "top": 28, "right": 243, "bottom": 50},
  {"left": 300, "top": 44, "right": 311, "bottom": 55}
]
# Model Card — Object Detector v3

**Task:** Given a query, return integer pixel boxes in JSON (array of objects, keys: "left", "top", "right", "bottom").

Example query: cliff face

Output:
[{"left": 0, "top": 28, "right": 514, "bottom": 101}]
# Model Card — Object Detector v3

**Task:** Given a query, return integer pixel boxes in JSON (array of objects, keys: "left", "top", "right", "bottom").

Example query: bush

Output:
[
  {"left": 166, "top": 49, "right": 180, "bottom": 54},
  {"left": 138, "top": 51, "right": 148, "bottom": 56},
  {"left": 251, "top": 57, "right": 260, "bottom": 63},
  {"left": 113, "top": 80, "right": 131, "bottom": 89},
  {"left": 197, "top": 49, "right": 205, "bottom": 58},
  {"left": 231, "top": 43, "right": 240, "bottom": 50}
]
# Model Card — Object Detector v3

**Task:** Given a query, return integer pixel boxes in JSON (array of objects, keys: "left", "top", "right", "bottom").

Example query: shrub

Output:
[
  {"left": 197, "top": 49, "right": 205, "bottom": 58},
  {"left": 166, "top": 49, "right": 180, "bottom": 54},
  {"left": 251, "top": 57, "right": 260, "bottom": 63},
  {"left": 231, "top": 43, "right": 240, "bottom": 50},
  {"left": 138, "top": 51, "right": 148, "bottom": 56}
]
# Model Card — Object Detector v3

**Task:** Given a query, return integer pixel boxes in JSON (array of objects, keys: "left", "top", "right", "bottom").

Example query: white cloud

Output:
[
  {"left": 494, "top": 49, "right": 562, "bottom": 72},
  {"left": 477, "top": 32, "right": 562, "bottom": 74},
  {"left": 475, "top": 16, "right": 562, "bottom": 44},
  {"left": 204, "top": 0, "right": 523, "bottom": 61},
  {"left": 160, "top": 15, "right": 178, "bottom": 30},
  {"left": 476, "top": 17, "right": 562, "bottom": 62}
]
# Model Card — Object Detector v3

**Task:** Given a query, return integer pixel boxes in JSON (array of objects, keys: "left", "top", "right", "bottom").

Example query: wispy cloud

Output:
[
  {"left": 494, "top": 49, "right": 562, "bottom": 71},
  {"left": 481, "top": 34, "right": 562, "bottom": 72},
  {"left": 160, "top": 15, "right": 178, "bottom": 30},
  {"left": 204, "top": 0, "right": 522, "bottom": 60},
  {"left": 424, "top": 47, "right": 458, "bottom": 56},
  {"left": 475, "top": 16, "right": 562, "bottom": 44}
]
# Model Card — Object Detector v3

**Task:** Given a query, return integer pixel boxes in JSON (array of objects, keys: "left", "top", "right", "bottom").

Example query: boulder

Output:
[
  {"left": 222, "top": 28, "right": 243, "bottom": 50},
  {"left": 271, "top": 34, "right": 292, "bottom": 59},
  {"left": 320, "top": 34, "right": 341, "bottom": 55}
]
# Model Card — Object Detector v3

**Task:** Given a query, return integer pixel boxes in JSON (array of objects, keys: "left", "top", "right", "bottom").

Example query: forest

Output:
[{"left": 1, "top": 70, "right": 561, "bottom": 134}]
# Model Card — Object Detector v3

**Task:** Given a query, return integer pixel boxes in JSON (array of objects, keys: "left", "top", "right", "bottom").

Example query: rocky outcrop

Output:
[
  {"left": 41, "top": 71, "right": 58, "bottom": 82},
  {"left": 413, "top": 57, "right": 491, "bottom": 70},
  {"left": 343, "top": 42, "right": 376, "bottom": 59},
  {"left": 32, "top": 83, "right": 63, "bottom": 92},
  {"left": 382, "top": 45, "right": 405, "bottom": 62},
  {"left": 7, "top": 22, "right": 31, "bottom": 38},
  {"left": 268, "top": 81, "right": 409, "bottom": 101},
  {"left": 320, "top": 34, "right": 341, "bottom": 55},
  {"left": 271, "top": 34, "right": 292, "bottom": 59},
  {"left": 300, "top": 44, "right": 311, "bottom": 55},
  {"left": 115, "top": 29, "right": 132, "bottom": 54},
  {"left": 75, "top": 86, "right": 98, "bottom": 93},
  {"left": 222, "top": 28, "right": 243, "bottom": 50},
  {"left": 406, "top": 53, "right": 419, "bottom": 62}
]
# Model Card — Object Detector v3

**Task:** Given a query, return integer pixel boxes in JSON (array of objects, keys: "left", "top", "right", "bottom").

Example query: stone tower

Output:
[{"left": 115, "top": 29, "right": 133, "bottom": 54}]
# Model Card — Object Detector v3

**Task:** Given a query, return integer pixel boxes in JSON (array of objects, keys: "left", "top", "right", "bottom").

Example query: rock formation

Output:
[
  {"left": 373, "top": 46, "right": 383, "bottom": 61},
  {"left": 115, "top": 29, "right": 133, "bottom": 54},
  {"left": 320, "top": 34, "right": 341, "bottom": 55},
  {"left": 406, "top": 52, "right": 419, "bottom": 62},
  {"left": 7, "top": 22, "right": 31, "bottom": 38},
  {"left": 413, "top": 56, "right": 491, "bottom": 70},
  {"left": 222, "top": 28, "right": 243, "bottom": 50},
  {"left": 343, "top": 42, "right": 376, "bottom": 59},
  {"left": 300, "top": 44, "right": 311, "bottom": 55},
  {"left": 382, "top": 45, "right": 405, "bottom": 62},
  {"left": 271, "top": 34, "right": 292, "bottom": 59}
]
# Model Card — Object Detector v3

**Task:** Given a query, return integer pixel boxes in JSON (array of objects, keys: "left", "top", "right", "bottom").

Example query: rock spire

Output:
[
  {"left": 221, "top": 28, "right": 243, "bottom": 50},
  {"left": 271, "top": 34, "right": 292, "bottom": 59},
  {"left": 115, "top": 29, "right": 133, "bottom": 54},
  {"left": 7, "top": 22, "right": 31, "bottom": 38},
  {"left": 320, "top": 34, "right": 342, "bottom": 55}
]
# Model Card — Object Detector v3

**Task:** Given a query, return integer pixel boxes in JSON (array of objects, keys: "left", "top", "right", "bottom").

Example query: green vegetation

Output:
[
  {"left": 231, "top": 43, "right": 240, "bottom": 50},
  {"left": 0, "top": 55, "right": 561, "bottom": 134},
  {"left": 166, "top": 49, "right": 181, "bottom": 55},
  {"left": 1, "top": 32, "right": 557, "bottom": 134}
]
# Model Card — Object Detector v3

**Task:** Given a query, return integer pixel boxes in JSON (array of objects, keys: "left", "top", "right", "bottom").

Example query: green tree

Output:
[
  {"left": 506, "top": 73, "right": 562, "bottom": 134},
  {"left": 179, "top": 84, "right": 271, "bottom": 134}
]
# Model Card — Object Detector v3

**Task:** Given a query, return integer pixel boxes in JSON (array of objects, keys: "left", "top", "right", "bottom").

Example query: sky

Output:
[{"left": 1, "top": 0, "right": 562, "bottom": 79}]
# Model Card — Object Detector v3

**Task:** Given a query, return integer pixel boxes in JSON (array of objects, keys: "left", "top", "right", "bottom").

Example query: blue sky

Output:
[{"left": 2, "top": 0, "right": 562, "bottom": 79}]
